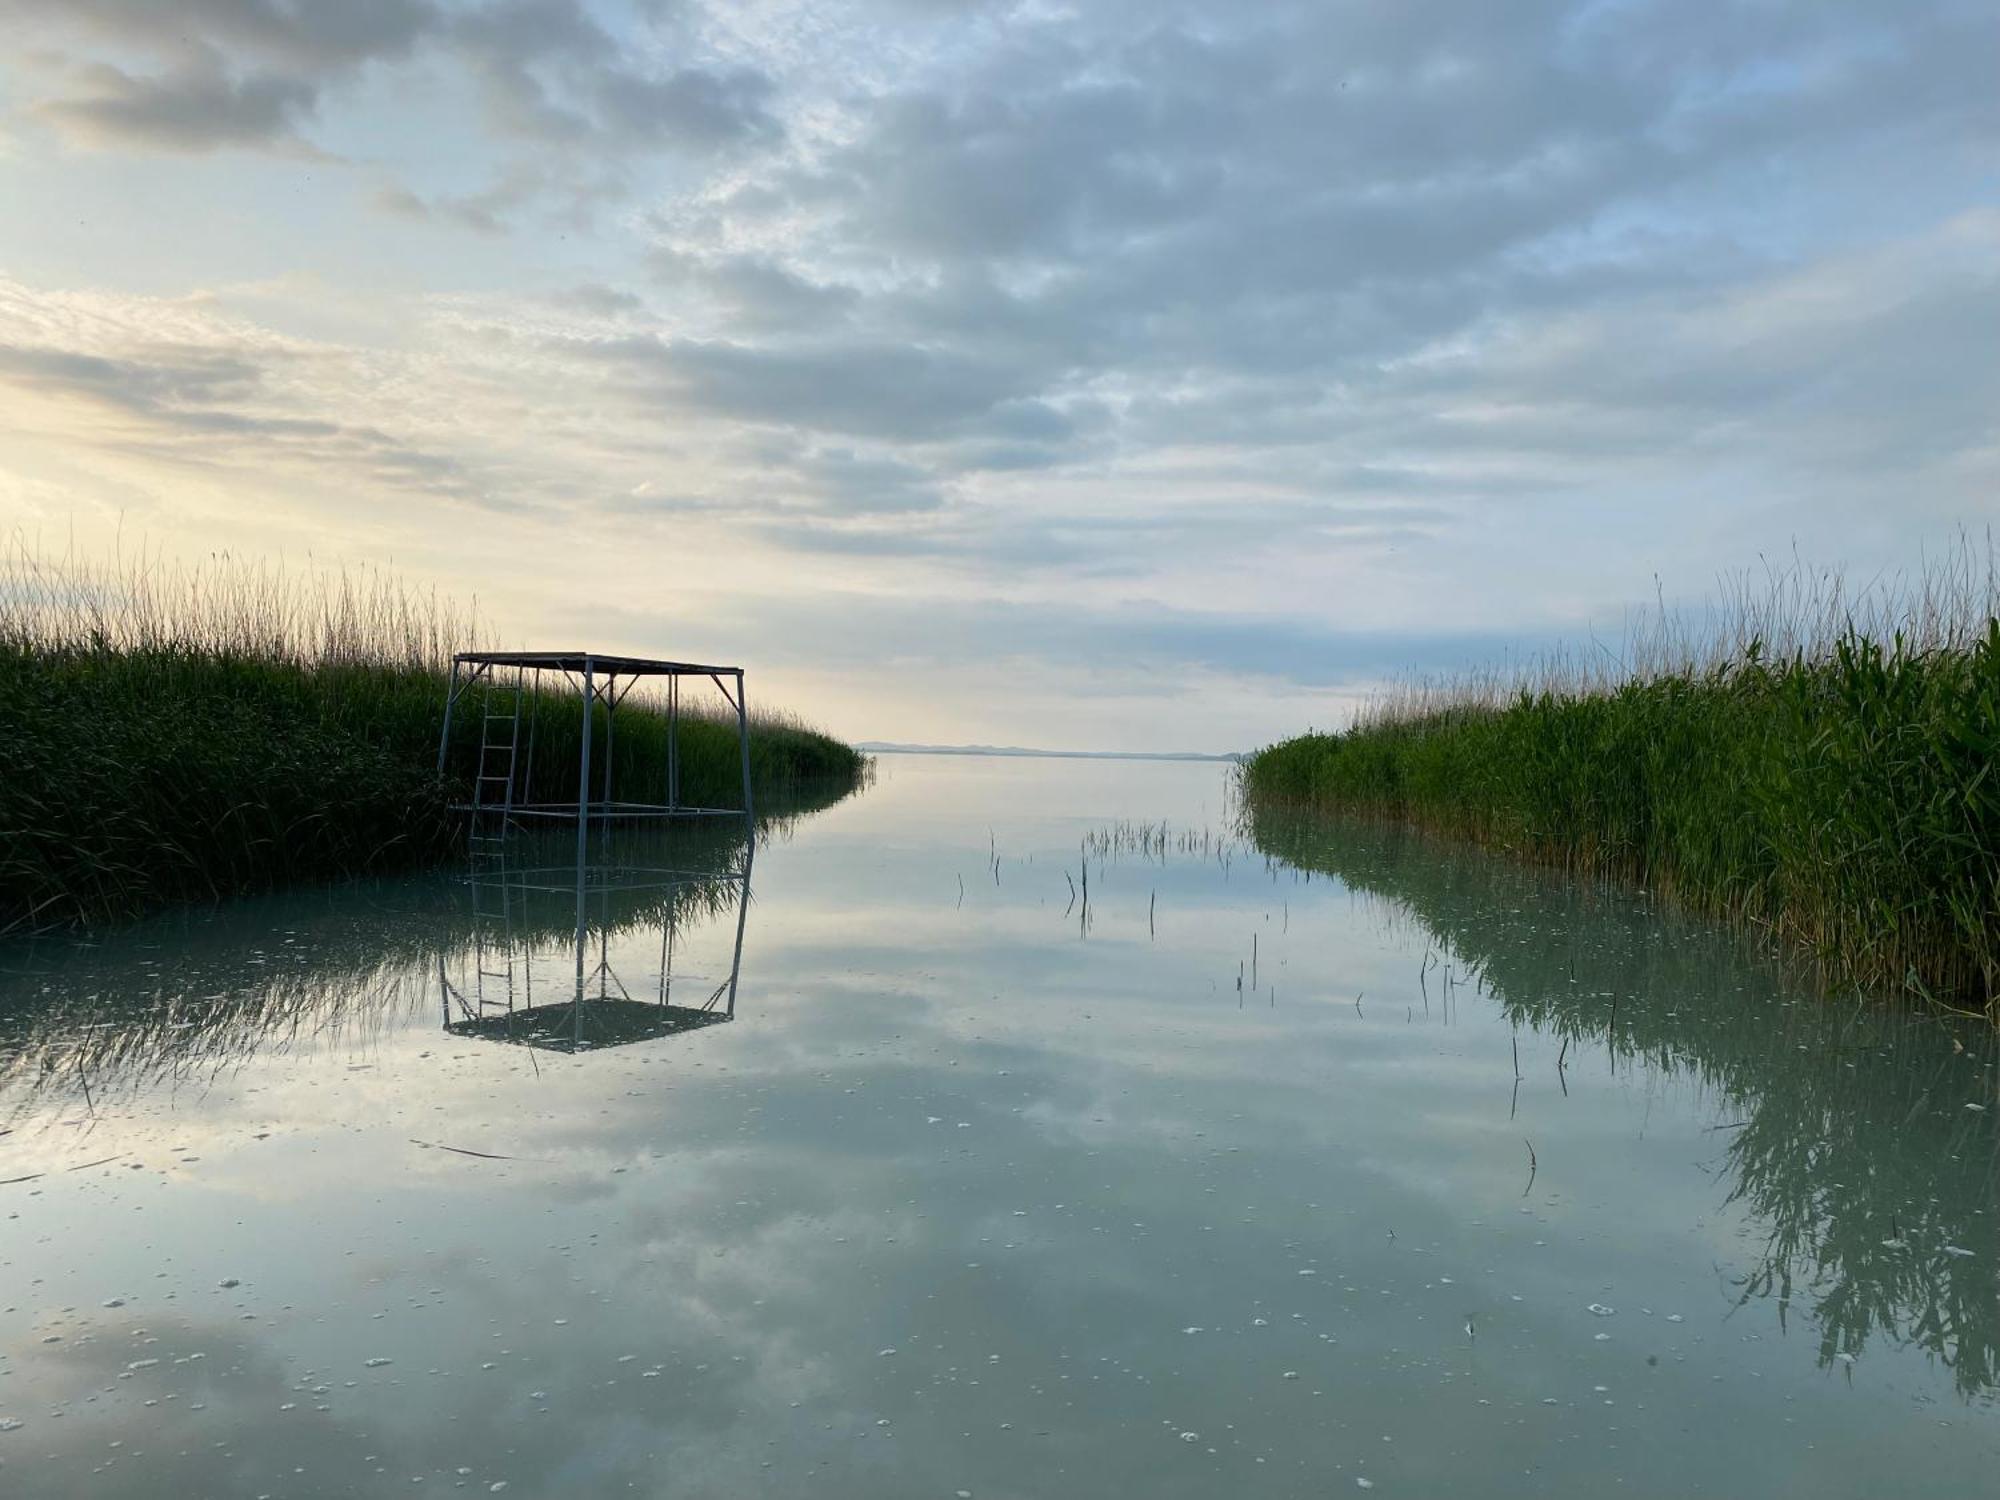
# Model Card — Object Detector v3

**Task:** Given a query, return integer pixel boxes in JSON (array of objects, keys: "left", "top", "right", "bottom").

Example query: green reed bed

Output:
[
  {"left": 0, "top": 547, "right": 863, "bottom": 930},
  {"left": 1242, "top": 554, "right": 2000, "bottom": 1013}
]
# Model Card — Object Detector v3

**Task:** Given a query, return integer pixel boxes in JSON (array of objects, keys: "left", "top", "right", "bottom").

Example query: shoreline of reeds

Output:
[
  {"left": 1240, "top": 546, "right": 2000, "bottom": 1015},
  {"left": 0, "top": 544, "right": 866, "bottom": 932}
]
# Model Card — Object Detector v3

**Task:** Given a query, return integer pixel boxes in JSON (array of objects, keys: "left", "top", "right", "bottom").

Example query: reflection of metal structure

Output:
[
  {"left": 438, "top": 841, "right": 752, "bottom": 1054},
  {"left": 435, "top": 651, "right": 756, "bottom": 863}
]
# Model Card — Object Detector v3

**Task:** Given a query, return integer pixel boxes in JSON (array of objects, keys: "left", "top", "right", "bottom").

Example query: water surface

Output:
[{"left": 2, "top": 755, "right": 1996, "bottom": 1497}]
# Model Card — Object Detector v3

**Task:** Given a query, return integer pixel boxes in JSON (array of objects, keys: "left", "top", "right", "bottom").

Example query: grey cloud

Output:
[
  {"left": 545, "top": 283, "right": 647, "bottom": 317},
  {"left": 8, "top": 0, "right": 439, "bottom": 69},
  {"left": 786, "top": 448, "right": 945, "bottom": 514},
  {"left": 13, "top": 0, "right": 438, "bottom": 150},
  {"left": 372, "top": 183, "right": 505, "bottom": 235},
  {"left": 37, "top": 60, "right": 316, "bottom": 151},
  {"left": 595, "top": 65, "right": 779, "bottom": 146},
  {"left": 445, "top": 0, "right": 781, "bottom": 151},
  {"left": 565, "top": 332, "right": 1037, "bottom": 442},
  {"left": 751, "top": 493, "right": 1450, "bottom": 576},
  {"left": 649, "top": 250, "right": 857, "bottom": 331},
  {"left": 0, "top": 338, "right": 486, "bottom": 502},
  {"left": 0, "top": 341, "right": 266, "bottom": 408},
  {"left": 11, "top": 0, "right": 784, "bottom": 162},
  {"left": 707, "top": 0, "right": 1998, "bottom": 422}
]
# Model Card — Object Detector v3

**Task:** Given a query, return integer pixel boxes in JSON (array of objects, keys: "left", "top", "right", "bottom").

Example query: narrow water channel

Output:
[{"left": 2, "top": 755, "right": 1995, "bottom": 1497}]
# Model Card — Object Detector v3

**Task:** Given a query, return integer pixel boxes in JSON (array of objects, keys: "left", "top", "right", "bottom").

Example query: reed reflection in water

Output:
[
  {"left": 1240, "top": 804, "right": 2000, "bottom": 1402},
  {"left": 0, "top": 788, "right": 852, "bottom": 1115}
]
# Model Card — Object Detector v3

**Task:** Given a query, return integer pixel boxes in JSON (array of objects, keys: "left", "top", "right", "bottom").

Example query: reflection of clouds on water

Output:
[
  {"left": 1242, "top": 804, "right": 2000, "bottom": 1401},
  {"left": 11, "top": 1284, "right": 841, "bottom": 1497}
]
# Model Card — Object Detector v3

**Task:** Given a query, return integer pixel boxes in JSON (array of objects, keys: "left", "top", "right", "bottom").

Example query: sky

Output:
[{"left": 0, "top": 0, "right": 1996, "bottom": 752}]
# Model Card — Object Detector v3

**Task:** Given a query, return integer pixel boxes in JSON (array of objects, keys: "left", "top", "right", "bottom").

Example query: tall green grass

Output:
[
  {"left": 1242, "top": 547, "right": 2000, "bottom": 1013},
  {"left": 0, "top": 544, "right": 864, "bottom": 930}
]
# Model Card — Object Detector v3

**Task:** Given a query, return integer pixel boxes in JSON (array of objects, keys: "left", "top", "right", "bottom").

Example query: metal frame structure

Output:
[{"left": 436, "top": 651, "right": 756, "bottom": 862}]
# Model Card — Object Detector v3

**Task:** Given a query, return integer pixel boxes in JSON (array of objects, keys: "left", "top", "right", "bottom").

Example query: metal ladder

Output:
[
  {"left": 468, "top": 665, "right": 524, "bottom": 862},
  {"left": 466, "top": 859, "right": 527, "bottom": 1015}
]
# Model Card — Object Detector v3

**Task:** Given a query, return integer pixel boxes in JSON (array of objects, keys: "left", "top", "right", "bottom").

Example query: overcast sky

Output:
[{"left": 1, "top": 1, "right": 1995, "bottom": 750}]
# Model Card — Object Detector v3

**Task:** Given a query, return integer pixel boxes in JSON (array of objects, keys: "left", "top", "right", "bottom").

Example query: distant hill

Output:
[{"left": 857, "top": 742, "right": 1244, "bottom": 764}]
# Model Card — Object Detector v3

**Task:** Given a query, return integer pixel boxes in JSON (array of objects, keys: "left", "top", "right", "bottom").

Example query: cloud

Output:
[
  {"left": 440, "top": 0, "right": 782, "bottom": 153},
  {"left": 11, "top": 0, "right": 439, "bottom": 151},
  {"left": 648, "top": 250, "right": 858, "bottom": 332},
  {"left": 8, "top": 0, "right": 783, "bottom": 164},
  {"left": 594, "top": 64, "right": 780, "bottom": 147},
  {"left": 785, "top": 447, "right": 945, "bottom": 514},
  {"left": 0, "top": 282, "right": 491, "bottom": 506},
  {"left": 12, "top": 0, "right": 440, "bottom": 70},
  {"left": 560, "top": 331, "right": 1040, "bottom": 443},
  {"left": 372, "top": 183, "right": 507, "bottom": 236},
  {"left": 35, "top": 60, "right": 319, "bottom": 151},
  {"left": 544, "top": 283, "right": 648, "bottom": 317}
]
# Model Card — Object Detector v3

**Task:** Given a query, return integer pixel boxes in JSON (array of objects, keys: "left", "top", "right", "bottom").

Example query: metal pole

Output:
[
  {"left": 726, "top": 838, "right": 752, "bottom": 1019},
  {"left": 667, "top": 674, "right": 679, "bottom": 811},
  {"left": 522, "top": 668, "right": 541, "bottom": 807},
  {"left": 601, "top": 672, "right": 617, "bottom": 807},
  {"left": 735, "top": 669, "right": 754, "bottom": 844},
  {"left": 437, "top": 656, "right": 462, "bottom": 775},
  {"left": 575, "top": 657, "right": 594, "bottom": 991},
  {"left": 668, "top": 904, "right": 684, "bottom": 1012}
]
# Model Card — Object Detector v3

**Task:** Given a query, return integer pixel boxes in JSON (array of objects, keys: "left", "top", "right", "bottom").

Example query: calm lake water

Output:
[{"left": 3, "top": 754, "right": 1996, "bottom": 1498}]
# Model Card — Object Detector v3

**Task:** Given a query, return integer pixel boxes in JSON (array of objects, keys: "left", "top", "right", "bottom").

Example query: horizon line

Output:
[{"left": 856, "top": 741, "right": 1244, "bottom": 763}]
